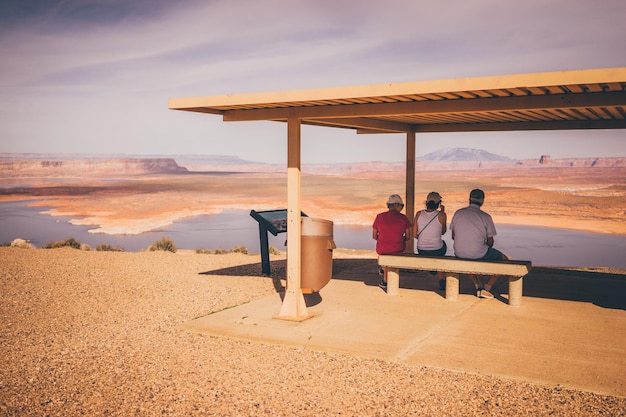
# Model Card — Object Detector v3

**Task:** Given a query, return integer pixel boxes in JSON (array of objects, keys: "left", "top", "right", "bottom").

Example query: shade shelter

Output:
[{"left": 169, "top": 67, "right": 626, "bottom": 320}]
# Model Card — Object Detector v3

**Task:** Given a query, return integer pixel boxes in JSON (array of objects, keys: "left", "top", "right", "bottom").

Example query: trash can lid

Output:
[{"left": 301, "top": 217, "right": 333, "bottom": 235}]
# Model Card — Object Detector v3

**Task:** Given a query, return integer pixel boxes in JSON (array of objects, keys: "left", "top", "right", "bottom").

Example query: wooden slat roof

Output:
[{"left": 169, "top": 67, "right": 626, "bottom": 134}]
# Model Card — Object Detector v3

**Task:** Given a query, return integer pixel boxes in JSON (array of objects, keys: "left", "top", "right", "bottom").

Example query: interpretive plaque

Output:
[{"left": 250, "top": 209, "right": 307, "bottom": 275}]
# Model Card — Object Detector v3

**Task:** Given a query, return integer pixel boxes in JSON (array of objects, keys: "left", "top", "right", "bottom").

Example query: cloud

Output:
[
  {"left": 0, "top": 0, "right": 625, "bottom": 162},
  {"left": 4, "top": 0, "right": 625, "bottom": 93}
]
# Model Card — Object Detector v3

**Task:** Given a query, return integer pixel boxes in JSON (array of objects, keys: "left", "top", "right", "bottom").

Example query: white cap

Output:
[{"left": 386, "top": 194, "right": 404, "bottom": 205}]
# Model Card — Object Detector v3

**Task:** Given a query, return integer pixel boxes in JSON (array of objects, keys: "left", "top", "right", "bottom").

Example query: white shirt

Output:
[
  {"left": 415, "top": 210, "right": 444, "bottom": 250},
  {"left": 450, "top": 204, "right": 497, "bottom": 259}
]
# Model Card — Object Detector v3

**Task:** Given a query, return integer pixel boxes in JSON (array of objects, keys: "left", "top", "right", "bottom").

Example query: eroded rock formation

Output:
[{"left": 0, "top": 158, "right": 188, "bottom": 177}]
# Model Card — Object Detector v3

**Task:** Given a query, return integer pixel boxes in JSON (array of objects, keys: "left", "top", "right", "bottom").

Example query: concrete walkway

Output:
[{"left": 181, "top": 261, "right": 626, "bottom": 397}]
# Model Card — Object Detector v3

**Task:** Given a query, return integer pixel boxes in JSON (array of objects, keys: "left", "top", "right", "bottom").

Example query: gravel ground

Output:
[{"left": 1, "top": 247, "right": 624, "bottom": 416}]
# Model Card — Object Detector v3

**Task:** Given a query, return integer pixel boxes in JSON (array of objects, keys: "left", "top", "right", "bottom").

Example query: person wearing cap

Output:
[
  {"left": 372, "top": 194, "right": 412, "bottom": 289},
  {"left": 450, "top": 188, "right": 509, "bottom": 299},
  {"left": 414, "top": 191, "right": 448, "bottom": 290}
]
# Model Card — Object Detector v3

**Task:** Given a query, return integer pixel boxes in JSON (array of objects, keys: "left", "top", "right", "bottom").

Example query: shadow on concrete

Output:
[
  {"left": 199, "top": 259, "right": 324, "bottom": 307},
  {"left": 523, "top": 267, "right": 626, "bottom": 310},
  {"left": 200, "top": 258, "right": 626, "bottom": 311}
]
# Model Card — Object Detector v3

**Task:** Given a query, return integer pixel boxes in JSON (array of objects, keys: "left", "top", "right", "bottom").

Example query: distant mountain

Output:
[
  {"left": 0, "top": 153, "right": 130, "bottom": 161},
  {"left": 0, "top": 153, "right": 263, "bottom": 166},
  {"left": 418, "top": 148, "right": 512, "bottom": 162}
]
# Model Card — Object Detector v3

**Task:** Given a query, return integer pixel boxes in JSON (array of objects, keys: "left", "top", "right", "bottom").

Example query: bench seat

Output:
[{"left": 378, "top": 254, "right": 532, "bottom": 306}]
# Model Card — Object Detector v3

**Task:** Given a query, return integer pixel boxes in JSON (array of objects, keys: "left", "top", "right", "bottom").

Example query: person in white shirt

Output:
[
  {"left": 414, "top": 191, "right": 447, "bottom": 290},
  {"left": 450, "top": 189, "right": 508, "bottom": 299}
]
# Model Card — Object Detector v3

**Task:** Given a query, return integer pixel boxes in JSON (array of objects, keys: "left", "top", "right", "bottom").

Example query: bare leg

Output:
[
  {"left": 484, "top": 275, "right": 499, "bottom": 289},
  {"left": 484, "top": 253, "right": 509, "bottom": 290},
  {"left": 437, "top": 271, "right": 446, "bottom": 290},
  {"left": 466, "top": 274, "right": 482, "bottom": 289}
]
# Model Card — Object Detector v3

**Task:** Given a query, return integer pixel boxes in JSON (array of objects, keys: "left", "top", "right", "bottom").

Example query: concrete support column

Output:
[
  {"left": 508, "top": 276, "right": 523, "bottom": 307},
  {"left": 386, "top": 267, "right": 400, "bottom": 296},
  {"left": 445, "top": 273, "right": 459, "bottom": 300},
  {"left": 277, "top": 118, "right": 311, "bottom": 321}
]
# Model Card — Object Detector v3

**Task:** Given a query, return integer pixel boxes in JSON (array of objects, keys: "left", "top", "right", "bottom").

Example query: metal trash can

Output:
[{"left": 300, "top": 217, "right": 336, "bottom": 294}]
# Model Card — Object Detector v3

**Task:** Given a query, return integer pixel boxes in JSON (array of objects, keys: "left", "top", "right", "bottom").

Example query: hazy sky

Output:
[{"left": 1, "top": 0, "right": 625, "bottom": 164}]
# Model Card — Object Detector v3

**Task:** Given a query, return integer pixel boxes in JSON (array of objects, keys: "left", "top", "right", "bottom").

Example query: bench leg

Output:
[
  {"left": 508, "top": 276, "right": 523, "bottom": 307},
  {"left": 445, "top": 273, "right": 459, "bottom": 301},
  {"left": 386, "top": 267, "right": 400, "bottom": 295}
]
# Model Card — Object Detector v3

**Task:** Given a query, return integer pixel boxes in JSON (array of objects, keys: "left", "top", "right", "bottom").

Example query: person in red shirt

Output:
[{"left": 372, "top": 194, "right": 412, "bottom": 289}]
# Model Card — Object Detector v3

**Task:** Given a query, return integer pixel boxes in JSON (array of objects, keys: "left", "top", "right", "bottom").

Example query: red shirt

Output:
[{"left": 373, "top": 210, "right": 411, "bottom": 255}]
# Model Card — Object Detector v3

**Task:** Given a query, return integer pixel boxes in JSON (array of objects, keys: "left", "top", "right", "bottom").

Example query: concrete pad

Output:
[
  {"left": 402, "top": 296, "right": 626, "bottom": 396},
  {"left": 180, "top": 263, "right": 626, "bottom": 397},
  {"left": 181, "top": 277, "right": 476, "bottom": 358}
]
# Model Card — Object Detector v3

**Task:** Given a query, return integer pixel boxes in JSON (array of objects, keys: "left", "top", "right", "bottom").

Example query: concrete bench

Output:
[{"left": 377, "top": 254, "right": 532, "bottom": 306}]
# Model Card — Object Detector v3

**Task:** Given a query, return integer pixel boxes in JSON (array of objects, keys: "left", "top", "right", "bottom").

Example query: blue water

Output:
[
  {"left": 0, "top": 201, "right": 278, "bottom": 253},
  {"left": 1, "top": 201, "right": 625, "bottom": 269}
]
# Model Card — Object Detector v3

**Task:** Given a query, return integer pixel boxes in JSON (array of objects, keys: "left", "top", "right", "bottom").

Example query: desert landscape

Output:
[
  {"left": 1, "top": 154, "right": 626, "bottom": 415},
  {"left": 1, "top": 153, "right": 625, "bottom": 239}
]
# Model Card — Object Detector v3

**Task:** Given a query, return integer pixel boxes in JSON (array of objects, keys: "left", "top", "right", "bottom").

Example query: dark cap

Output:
[
  {"left": 426, "top": 191, "right": 442, "bottom": 203},
  {"left": 469, "top": 188, "right": 484, "bottom": 200}
]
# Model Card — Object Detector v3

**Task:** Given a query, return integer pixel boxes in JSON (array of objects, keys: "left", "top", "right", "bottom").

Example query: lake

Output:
[{"left": 1, "top": 201, "right": 625, "bottom": 269}]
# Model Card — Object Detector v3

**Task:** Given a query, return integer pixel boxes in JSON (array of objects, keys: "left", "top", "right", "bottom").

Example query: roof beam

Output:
[
  {"left": 352, "top": 118, "right": 626, "bottom": 134},
  {"left": 221, "top": 91, "right": 626, "bottom": 122},
  {"left": 411, "top": 118, "right": 626, "bottom": 133},
  {"left": 308, "top": 117, "right": 412, "bottom": 132},
  {"left": 171, "top": 107, "right": 223, "bottom": 115}
]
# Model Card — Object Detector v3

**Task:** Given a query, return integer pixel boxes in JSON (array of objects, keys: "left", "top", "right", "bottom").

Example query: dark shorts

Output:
[
  {"left": 480, "top": 247, "right": 504, "bottom": 261},
  {"left": 457, "top": 246, "right": 505, "bottom": 261},
  {"left": 481, "top": 247, "right": 506, "bottom": 260},
  {"left": 417, "top": 241, "right": 447, "bottom": 256}
]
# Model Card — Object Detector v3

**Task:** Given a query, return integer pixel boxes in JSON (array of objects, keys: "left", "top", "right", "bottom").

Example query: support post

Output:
[
  {"left": 277, "top": 118, "right": 311, "bottom": 321},
  {"left": 258, "top": 224, "right": 270, "bottom": 275},
  {"left": 405, "top": 131, "right": 416, "bottom": 253},
  {"left": 445, "top": 273, "right": 459, "bottom": 300},
  {"left": 386, "top": 267, "right": 400, "bottom": 296},
  {"left": 508, "top": 276, "right": 523, "bottom": 307}
]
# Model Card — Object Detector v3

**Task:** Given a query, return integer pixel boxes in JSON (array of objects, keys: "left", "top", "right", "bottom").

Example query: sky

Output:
[{"left": 0, "top": 0, "right": 625, "bottom": 164}]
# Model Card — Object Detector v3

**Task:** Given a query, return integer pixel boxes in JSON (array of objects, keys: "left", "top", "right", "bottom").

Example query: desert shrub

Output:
[
  {"left": 96, "top": 243, "right": 126, "bottom": 252},
  {"left": 268, "top": 245, "right": 281, "bottom": 255},
  {"left": 43, "top": 237, "right": 81, "bottom": 249},
  {"left": 195, "top": 247, "right": 253, "bottom": 255},
  {"left": 148, "top": 237, "right": 177, "bottom": 253},
  {"left": 230, "top": 245, "right": 248, "bottom": 254},
  {"left": 10, "top": 238, "right": 35, "bottom": 249},
  {"left": 80, "top": 244, "right": 92, "bottom": 251}
]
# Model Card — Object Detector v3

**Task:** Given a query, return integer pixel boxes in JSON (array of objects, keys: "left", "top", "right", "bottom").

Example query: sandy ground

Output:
[{"left": 1, "top": 247, "right": 624, "bottom": 416}]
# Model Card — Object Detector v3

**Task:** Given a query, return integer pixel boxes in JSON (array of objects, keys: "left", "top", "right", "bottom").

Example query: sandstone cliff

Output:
[
  {"left": 520, "top": 156, "right": 626, "bottom": 168},
  {"left": 301, "top": 157, "right": 625, "bottom": 175},
  {"left": 1, "top": 153, "right": 624, "bottom": 177},
  {"left": 0, "top": 158, "right": 188, "bottom": 177}
]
